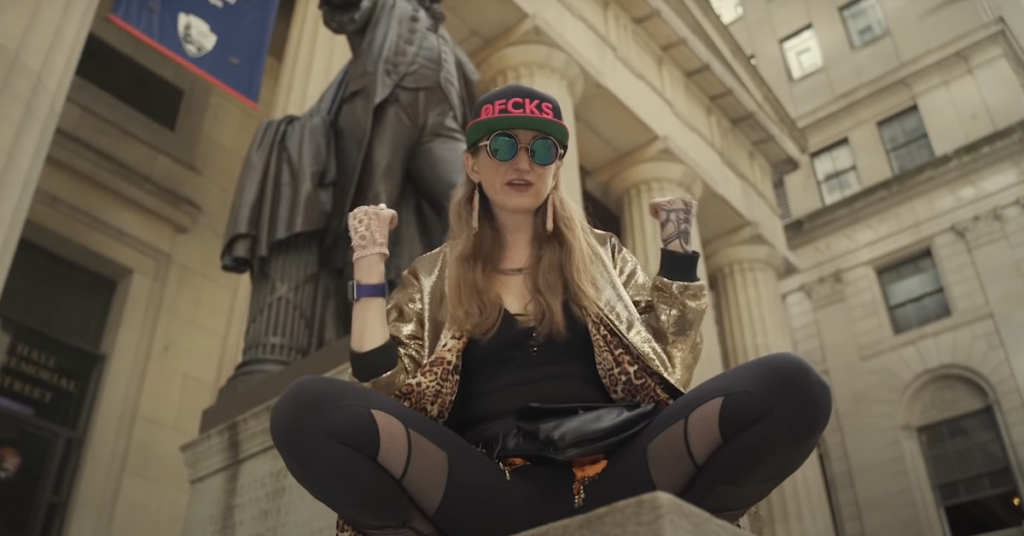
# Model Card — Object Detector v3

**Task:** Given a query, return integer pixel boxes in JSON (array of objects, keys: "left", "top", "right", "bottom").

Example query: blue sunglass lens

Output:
[
  {"left": 488, "top": 133, "right": 519, "bottom": 162},
  {"left": 529, "top": 138, "right": 559, "bottom": 166}
]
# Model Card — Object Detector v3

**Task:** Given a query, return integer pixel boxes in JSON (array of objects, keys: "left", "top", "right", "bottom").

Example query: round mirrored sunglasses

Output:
[{"left": 478, "top": 131, "right": 564, "bottom": 167}]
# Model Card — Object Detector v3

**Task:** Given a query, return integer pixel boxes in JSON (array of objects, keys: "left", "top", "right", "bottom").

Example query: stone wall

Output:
[
  {"left": 782, "top": 134, "right": 1024, "bottom": 535},
  {"left": 15, "top": 13, "right": 286, "bottom": 536},
  {"left": 181, "top": 393, "right": 337, "bottom": 536}
]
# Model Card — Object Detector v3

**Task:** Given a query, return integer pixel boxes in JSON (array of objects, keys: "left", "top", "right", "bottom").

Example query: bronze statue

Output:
[{"left": 220, "top": 0, "right": 477, "bottom": 384}]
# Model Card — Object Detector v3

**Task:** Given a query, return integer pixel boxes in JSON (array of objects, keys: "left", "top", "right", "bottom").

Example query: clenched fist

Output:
[
  {"left": 649, "top": 196, "right": 698, "bottom": 253},
  {"left": 348, "top": 204, "right": 398, "bottom": 261}
]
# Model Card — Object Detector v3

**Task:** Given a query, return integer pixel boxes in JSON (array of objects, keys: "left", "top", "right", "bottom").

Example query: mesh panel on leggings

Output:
[
  {"left": 646, "top": 419, "right": 695, "bottom": 492},
  {"left": 371, "top": 410, "right": 410, "bottom": 479},
  {"left": 686, "top": 396, "right": 724, "bottom": 466},
  {"left": 403, "top": 430, "right": 449, "bottom": 516},
  {"left": 369, "top": 410, "right": 449, "bottom": 518},
  {"left": 645, "top": 397, "right": 725, "bottom": 494}
]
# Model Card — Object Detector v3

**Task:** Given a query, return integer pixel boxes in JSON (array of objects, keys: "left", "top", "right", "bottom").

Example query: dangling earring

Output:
[
  {"left": 472, "top": 182, "right": 480, "bottom": 233},
  {"left": 546, "top": 194, "right": 555, "bottom": 234}
]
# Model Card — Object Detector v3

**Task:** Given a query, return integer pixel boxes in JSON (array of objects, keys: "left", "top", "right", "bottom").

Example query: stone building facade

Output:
[
  {"left": 719, "top": 0, "right": 1024, "bottom": 535},
  {"left": 0, "top": 1, "right": 1020, "bottom": 536}
]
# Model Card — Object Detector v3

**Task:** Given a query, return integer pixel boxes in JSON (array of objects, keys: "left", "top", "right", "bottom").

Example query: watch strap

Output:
[{"left": 348, "top": 281, "right": 389, "bottom": 302}]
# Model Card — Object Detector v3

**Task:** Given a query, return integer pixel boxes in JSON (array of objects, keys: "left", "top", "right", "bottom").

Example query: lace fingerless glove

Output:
[{"left": 348, "top": 206, "right": 390, "bottom": 261}]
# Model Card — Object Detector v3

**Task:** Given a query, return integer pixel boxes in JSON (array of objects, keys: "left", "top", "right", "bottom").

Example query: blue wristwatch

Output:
[{"left": 348, "top": 281, "right": 389, "bottom": 302}]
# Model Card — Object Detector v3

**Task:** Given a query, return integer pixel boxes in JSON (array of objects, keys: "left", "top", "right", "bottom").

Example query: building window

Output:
[
  {"left": 782, "top": 27, "right": 823, "bottom": 80},
  {"left": 918, "top": 408, "right": 1024, "bottom": 535},
  {"left": 879, "top": 107, "right": 935, "bottom": 175},
  {"left": 841, "top": 0, "right": 887, "bottom": 48},
  {"left": 710, "top": 0, "right": 744, "bottom": 25},
  {"left": 75, "top": 34, "right": 184, "bottom": 130},
  {"left": 812, "top": 141, "right": 861, "bottom": 205},
  {"left": 879, "top": 252, "right": 950, "bottom": 333}
]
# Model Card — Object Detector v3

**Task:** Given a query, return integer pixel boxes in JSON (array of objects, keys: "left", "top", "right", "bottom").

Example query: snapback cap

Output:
[{"left": 465, "top": 84, "right": 570, "bottom": 150}]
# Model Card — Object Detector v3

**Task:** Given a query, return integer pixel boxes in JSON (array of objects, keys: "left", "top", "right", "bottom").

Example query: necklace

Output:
[{"left": 495, "top": 266, "right": 529, "bottom": 275}]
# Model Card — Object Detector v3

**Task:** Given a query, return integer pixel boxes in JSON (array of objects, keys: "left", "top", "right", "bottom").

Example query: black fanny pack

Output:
[{"left": 490, "top": 402, "right": 658, "bottom": 464}]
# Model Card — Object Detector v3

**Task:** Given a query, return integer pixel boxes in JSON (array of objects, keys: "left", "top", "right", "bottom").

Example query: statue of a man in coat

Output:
[
  {"left": 220, "top": 0, "right": 477, "bottom": 385},
  {"left": 320, "top": 0, "right": 478, "bottom": 290}
]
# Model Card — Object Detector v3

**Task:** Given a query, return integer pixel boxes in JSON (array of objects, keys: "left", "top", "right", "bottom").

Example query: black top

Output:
[
  {"left": 350, "top": 249, "right": 700, "bottom": 438},
  {"left": 444, "top": 305, "right": 613, "bottom": 437}
]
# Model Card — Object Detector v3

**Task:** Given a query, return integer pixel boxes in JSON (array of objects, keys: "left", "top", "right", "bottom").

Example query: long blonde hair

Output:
[{"left": 446, "top": 158, "right": 606, "bottom": 340}]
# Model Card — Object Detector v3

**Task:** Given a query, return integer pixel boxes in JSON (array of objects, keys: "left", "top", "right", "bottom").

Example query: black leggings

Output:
[{"left": 270, "top": 353, "right": 832, "bottom": 536}]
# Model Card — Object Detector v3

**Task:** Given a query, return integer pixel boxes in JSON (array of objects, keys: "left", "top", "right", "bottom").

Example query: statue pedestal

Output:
[
  {"left": 201, "top": 337, "right": 352, "bottom": 432},
  {"left": 183, "top": 383, "right": 750, "bottom": 536},
  {"left": 184, "top": 337, "right": 749, "bottom": 536},
  {"left": 181, "top": 363, "right": 352, "bottom": 536}
]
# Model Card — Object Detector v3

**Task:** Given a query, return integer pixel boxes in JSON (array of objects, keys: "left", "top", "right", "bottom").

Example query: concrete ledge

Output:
[{"left": 516, "top": 492, "right": 748, "bottom": 536}]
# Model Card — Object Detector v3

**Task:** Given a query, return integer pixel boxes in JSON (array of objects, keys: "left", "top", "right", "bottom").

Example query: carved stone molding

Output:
[
  {"left": 906, "top": 375, "right": 989, "bottom": 427},
  {"left": 803, "top": 272, "right": 845, "bottom": 309},
  {"left": 706, "top": 242, "right": 785, "bottom": 276},
  {"left": 953, "top": 204, "right": 1009, "bottom": 247},
  {"left": 477, "top": 43, "right": 585, "bottom": 101},
  {"left": 607, "top": 160, "right": 705, "bottom": 201},
  {"left": 998, "top": 196, "right": 1024, "bottom": 221},
  {"left": 48, "top": 131, "right": 200, "bottom": 233}
]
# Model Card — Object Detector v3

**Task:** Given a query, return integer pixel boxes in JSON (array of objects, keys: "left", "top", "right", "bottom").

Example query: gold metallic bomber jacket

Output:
[{"left": 335, "top": 230, "right": 708, "bottom": 536}]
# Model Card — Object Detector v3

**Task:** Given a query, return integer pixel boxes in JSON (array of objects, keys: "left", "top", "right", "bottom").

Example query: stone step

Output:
[{"left": 514, "top": 492, "right": 749, "bottom": 536}]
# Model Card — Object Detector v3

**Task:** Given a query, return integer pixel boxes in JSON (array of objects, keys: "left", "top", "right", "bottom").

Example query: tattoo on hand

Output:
[{"left": 658, "top": 203, "right": 694, "bottom": 252}]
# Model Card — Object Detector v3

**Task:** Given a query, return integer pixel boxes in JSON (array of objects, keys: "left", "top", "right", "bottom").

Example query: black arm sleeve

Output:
[
  {"left": 350, "top": 339, "right": 401, "bottom": 382},
  {"left": 657, "top": 249, "right": 701, "bottom": 283}
]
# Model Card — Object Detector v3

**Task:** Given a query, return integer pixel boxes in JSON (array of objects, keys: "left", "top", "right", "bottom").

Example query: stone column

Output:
[
  {"left": 953, "top": 201, "right": 1024, "bottom": 404},
  {"left": 708, "top": 244, "right": 837, "bottom": 536},
  {"left": 612, "top": 160, "right": 725, "bottom": 385},
  {"left": 0, "top": 0, "right": 102, "bottom": 287},
  {"left": 478, "top": 44, "right": 586, "bottom": 208},
  {"left": 272, "top": 0, "right": 352, "bottom": 117},
  {"left": 801, "top": 273, "right": 865, "bottom": 536}
]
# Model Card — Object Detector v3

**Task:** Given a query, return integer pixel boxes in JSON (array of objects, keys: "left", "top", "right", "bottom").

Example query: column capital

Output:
[
  {"left": 607, "top": 159, "right": 705, "bottom": 201},
  {"left": 706, "top": 243, "right": 785, "bottom": 276},
  {"left": 478, "top": 43, "right": 585, "bottom": 102},
  {"left": 802, "top": 272, "right": 845, "bottom": 309},
  {"left": 952, "top": 198, "right": 1021, "bottom": 248}
]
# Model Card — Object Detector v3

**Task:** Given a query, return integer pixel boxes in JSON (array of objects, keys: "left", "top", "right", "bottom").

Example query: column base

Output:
[{"left": 223, "top": 356, "right": 293, "bottom": 385}]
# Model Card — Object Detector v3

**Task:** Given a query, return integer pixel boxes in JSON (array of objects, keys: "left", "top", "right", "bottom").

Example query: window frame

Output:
[
  {"left": 781, "top": 26, "right": 824, "bottom": 81},
  {"left": 840, "top": 0, "right": 888, "bottom": 49},
  {"left": 877, "top": 251, "right": 951, "bottom": 334},
  {"left": 916, "top": 408, "right": 1023, "bottom": 535},
  {"left": 878, "top": 106, "right": 935, "bottom": 175},
  {"left": 811, "top": 140, "right": 861, "bottom": 206}
]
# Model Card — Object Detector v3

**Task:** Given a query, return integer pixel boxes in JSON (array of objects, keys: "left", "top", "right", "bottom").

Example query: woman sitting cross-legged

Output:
[{"left": 270, "top": 83, "right": 833, "bottom": 536}]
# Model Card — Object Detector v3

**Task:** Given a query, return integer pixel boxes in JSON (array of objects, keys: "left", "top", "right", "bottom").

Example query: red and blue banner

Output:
[{"left": 108, "top": 0, "right": 281, "bottom": 108}]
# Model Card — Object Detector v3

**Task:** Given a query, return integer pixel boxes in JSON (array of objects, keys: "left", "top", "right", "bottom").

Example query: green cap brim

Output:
[{"left": 466, "top": 116, "right": 570, "bottom": 149}]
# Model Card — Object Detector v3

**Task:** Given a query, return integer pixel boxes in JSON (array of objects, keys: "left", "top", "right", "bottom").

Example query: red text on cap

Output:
[{"left": 481, "top": 99, "right": 555, "bottom": 118}]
